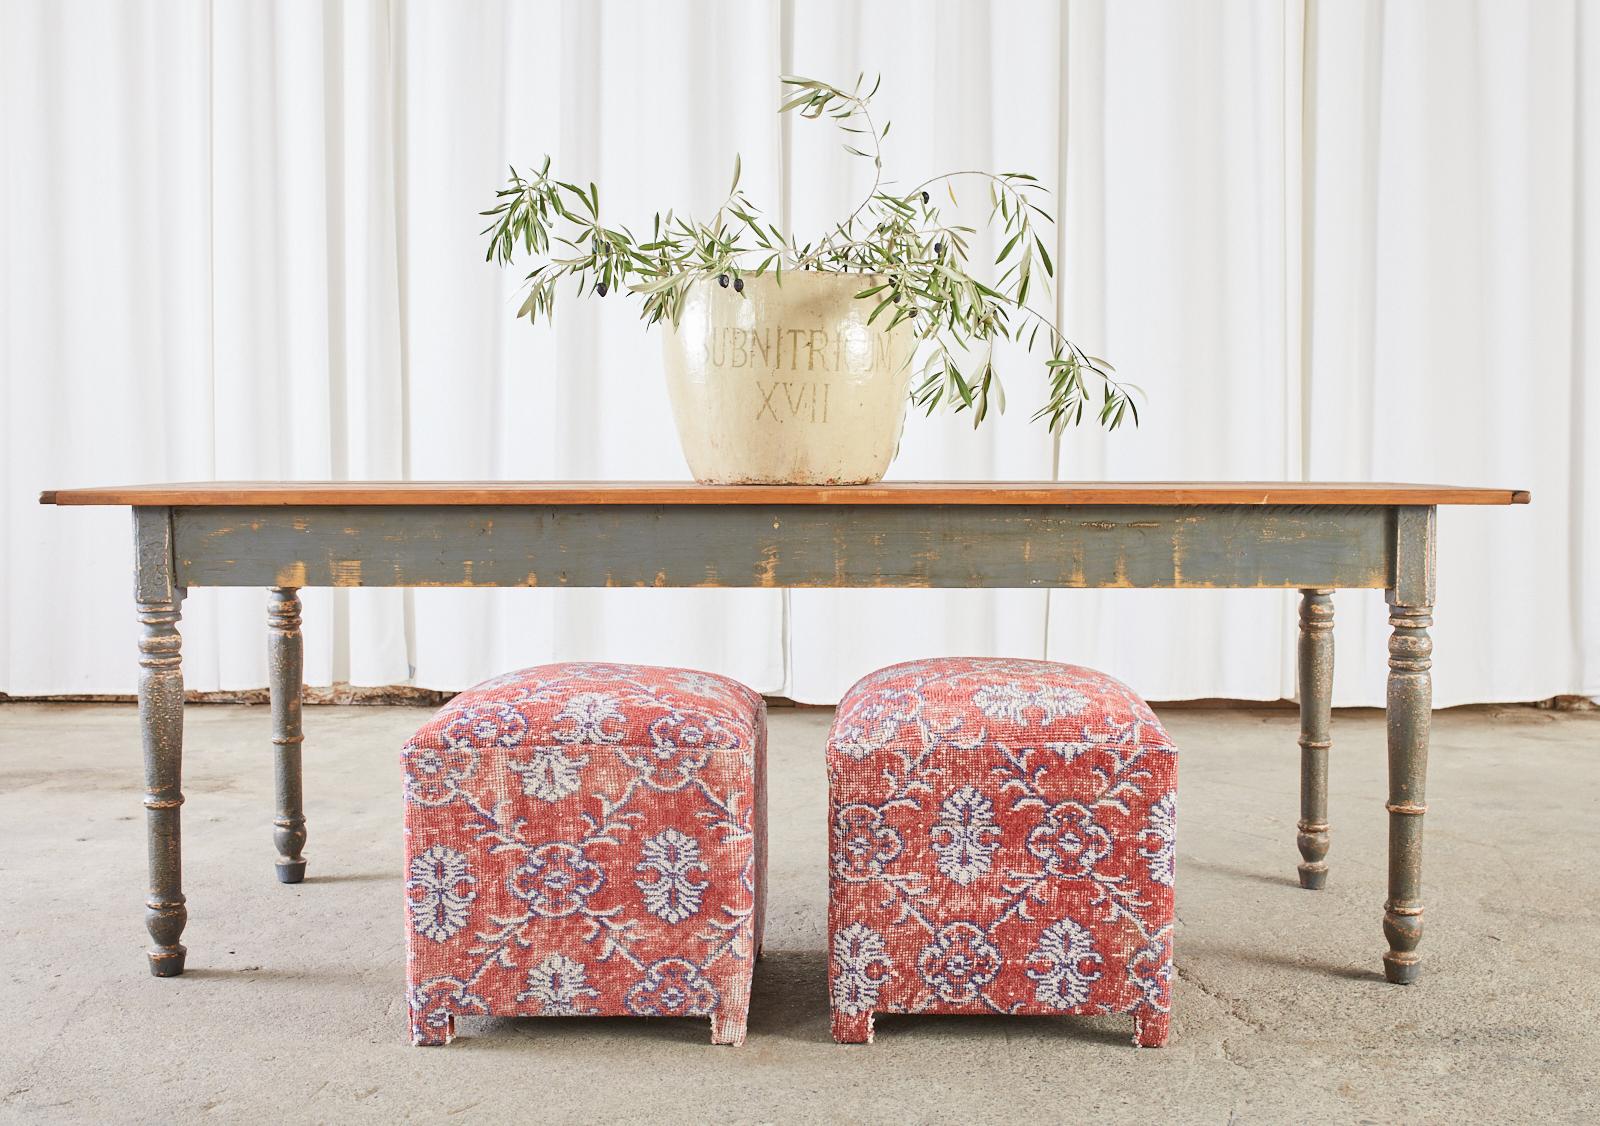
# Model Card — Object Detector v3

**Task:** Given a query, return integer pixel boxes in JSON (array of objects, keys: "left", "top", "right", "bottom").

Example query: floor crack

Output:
[{"left": 1177, "top": 962, "right": 1269, "bottom": 1034}]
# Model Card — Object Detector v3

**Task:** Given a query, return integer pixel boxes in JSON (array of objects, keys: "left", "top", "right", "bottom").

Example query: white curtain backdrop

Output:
[{"left": 3, "top": 0, "right": 1595, "bottom": 707}]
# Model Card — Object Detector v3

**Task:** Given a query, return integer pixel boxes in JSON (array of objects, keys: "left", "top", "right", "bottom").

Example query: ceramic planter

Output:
[{"left": 661, "top": 272, "right": 916, "bottom": 485}]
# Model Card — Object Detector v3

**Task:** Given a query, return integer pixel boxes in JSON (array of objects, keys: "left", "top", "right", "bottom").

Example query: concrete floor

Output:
[{"left": 1, "top": 701, "right": 1597, "bottom": 1124}]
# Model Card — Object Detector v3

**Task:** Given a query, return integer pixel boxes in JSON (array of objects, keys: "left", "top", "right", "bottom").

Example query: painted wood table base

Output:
[{"left": 42, "top": 482, "right": 1527, "bottom": 986}]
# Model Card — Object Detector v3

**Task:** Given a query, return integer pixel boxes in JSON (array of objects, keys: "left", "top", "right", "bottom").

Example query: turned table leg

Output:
[
  {"left": 135, "top": 508, "right": 187, "bottom": 976},
  {"left": 1383, "top": 507, "right": 1436, "bottom": 984},
  {"left": 1383, "top": 597, "right": 1432, "bottom": 983},
  {"left": 268, "top": 588, "right": 308, "bottom": 883},
  {"left": 1296, "top": 589, "right": 1334, "bottom": 889}
]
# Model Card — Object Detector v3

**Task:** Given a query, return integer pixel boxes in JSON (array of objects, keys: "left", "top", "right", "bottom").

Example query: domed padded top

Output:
[
  {"left": 406, "top": 661, "right": 764, "bottom": 758},
  {"left": 829, "top": 656, "right": 1175, "bottom": 763}
]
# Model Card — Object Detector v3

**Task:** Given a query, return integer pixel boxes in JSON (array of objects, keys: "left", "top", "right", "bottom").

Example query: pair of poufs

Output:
[{"left": 402, "top": 658, "right": 1177, "bottom": 1048}]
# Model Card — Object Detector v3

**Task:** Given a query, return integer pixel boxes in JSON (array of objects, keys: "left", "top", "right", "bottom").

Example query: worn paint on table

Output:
[{"left": 171, "top": 504, "right": 1396, "bottom": 591}]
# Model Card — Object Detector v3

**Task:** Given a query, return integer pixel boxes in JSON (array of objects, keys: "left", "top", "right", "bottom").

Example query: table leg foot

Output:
[
  {"left": 1296, "top": 863, "right": 1328, "bottom": 891},
  {"left": 146, "top": 931, "right": 187, "bottom": 977},
  {"left": 1382, "top": 945, "right": 1422, "bottom": 985}
]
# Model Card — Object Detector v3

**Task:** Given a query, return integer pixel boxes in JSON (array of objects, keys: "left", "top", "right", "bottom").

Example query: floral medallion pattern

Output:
[
  {"left": 1026, "top": 918, "right": 1104, "bottom": 1010},
  {"left": 832, "top": 803, "right": 905, "bottom": 879},
  {"left": 1139, "top": 792, "right": 1178, "bottom": 888},
  {"left": 508, "top": 842, "right": 607, "bottom": 917},
  {"left": 1026, "top": 800, "right": 1115, "bottom": 878},
  {"left": 506, "top": 746, "right": 590, "bottom": 803},
  {"left": 831, "top": 922, "right": 894, "bottom": 1017},
  {"left": 406, "top": 845, "right": 477, "bottom": 944},
  {"left": 827, "top": 657, "right": 1177, "bottom": 1048},
  {"left": 441, "top": 701, "right": 528, "bottom": 750},
  {"left": 402, "top": 743, "right": 478, "bottom": 807},
  {"left": 917, "top": 922, "right": 1002, "bottom": 1003},
  {"left": 403, "top": 662, "right": 766, "bottom": 1047},
  {"left": 625, "top": 958, "right": 720, "bottom": 1018},
  {"left": 517, "top": 953, "right": 599, "bottom": 1015},
  {"left": 930, "top": 787, "right": 1002, "bottom": 886},
  {"left": 635, "top": 828, "right": 710, "bottom": 925}
]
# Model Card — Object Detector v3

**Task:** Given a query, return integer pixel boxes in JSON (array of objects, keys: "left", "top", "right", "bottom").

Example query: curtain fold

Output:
[
  {"left": 784, "top": 0, "right": 1060, "bottom": 703},
  {"left": 1041, "top": 0, "right": 1303, "bottom": 705},
  {"left": 3, "top": 0, "right": 1595, "bottom": 705}
]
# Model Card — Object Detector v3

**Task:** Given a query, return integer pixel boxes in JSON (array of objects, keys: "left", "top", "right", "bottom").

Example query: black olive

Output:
[
  {"left": 718, "top": 273, "right": 730, "bottom": 288},
  {"left": 921, "top": 191, "right": 930, "bottom": 205},
  {"left": 595, "top": 282, "right": 608, "bottom": 297},
  {"left": 733, "top": 277, "right": 745, "bottom": 293},
  {"left": 892, "top": 292, "right": 901, "bottom": 303},
  {"left": 934, "top": 241, "right": 945, "bottom": 257}
]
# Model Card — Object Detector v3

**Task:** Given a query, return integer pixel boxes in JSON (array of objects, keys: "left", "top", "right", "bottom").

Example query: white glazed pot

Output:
[{"left": 661, "top": 272, "right": 916, "bottom": 485}]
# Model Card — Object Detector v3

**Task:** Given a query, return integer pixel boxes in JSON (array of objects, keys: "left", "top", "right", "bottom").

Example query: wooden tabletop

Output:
[{"left": 39, "top": 481, "right": 1531, "bottom": 507}]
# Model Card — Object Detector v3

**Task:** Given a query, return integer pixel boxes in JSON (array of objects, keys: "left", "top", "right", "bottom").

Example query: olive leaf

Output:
[{"left": 481, "top": 73, "right": 1137, "bottom": 432}]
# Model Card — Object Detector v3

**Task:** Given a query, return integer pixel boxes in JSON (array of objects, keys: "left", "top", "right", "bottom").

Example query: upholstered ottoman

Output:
[
  {"left": 403, "top": 662, "right": 766, "bottom": 1046},
  {"left": 827, "top": 658, "right": 1177, "bottom": 1047}
]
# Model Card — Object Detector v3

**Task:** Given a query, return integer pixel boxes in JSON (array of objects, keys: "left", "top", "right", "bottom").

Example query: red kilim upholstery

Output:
[
  {"left": 827, "top": 658, "right": 1177, "bottom": 1047},
  {"left": 403, "top": 662, "right": 766, "bottom": 1046}
]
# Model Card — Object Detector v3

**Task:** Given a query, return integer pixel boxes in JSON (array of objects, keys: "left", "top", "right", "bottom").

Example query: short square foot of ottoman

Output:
[
  {"left": 1133, "top": 1010, "right": 1170, "bottom": 1049},
  {"left": 710, "top": 1009, "right": 749, "bottom": 1047},
  {"left": 831, "top": 1009, "right": 874, "bottom": 1045},
  {"left": 410, "top": 1008, "right": 455, "bottom": 1048}
]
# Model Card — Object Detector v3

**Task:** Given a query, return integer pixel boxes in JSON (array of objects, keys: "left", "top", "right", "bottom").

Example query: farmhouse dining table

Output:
[{"left": 40, "top": 480, "right": 1529, "bottom": 987}]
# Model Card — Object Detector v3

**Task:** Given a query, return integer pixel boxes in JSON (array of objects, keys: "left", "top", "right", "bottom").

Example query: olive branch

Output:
[{"left": 481, "top": 73, "right": 1138, "bottom": 432}]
